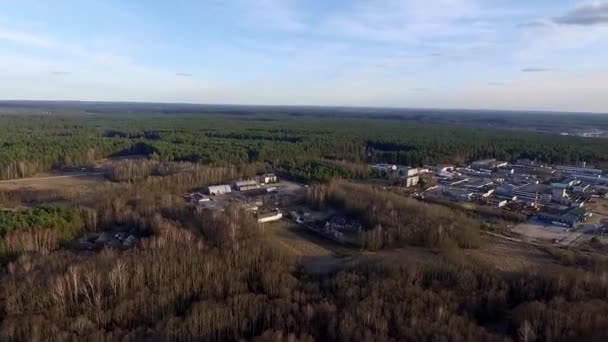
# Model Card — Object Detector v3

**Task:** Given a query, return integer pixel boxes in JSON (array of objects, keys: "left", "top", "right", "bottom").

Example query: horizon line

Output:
[{"left": 0, "top": 98, "right": 606, "bottom": 116}]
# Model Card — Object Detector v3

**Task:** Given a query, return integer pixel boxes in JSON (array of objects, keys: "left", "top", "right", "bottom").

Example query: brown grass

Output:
[
  {"left": 586, "top": 198, "right": 608, "bottom": 216},
  {"left": 263, "top": 221, "right": 347, "bottom": 273},
  {"left": 464, "top": 236, "right": 558, "bottom": 272},
  {"left": 0, "top": 172, "right": 108, "bottom": 206},
  {"left": 0, "top": 172, "right": 107, "bottom": 192}
]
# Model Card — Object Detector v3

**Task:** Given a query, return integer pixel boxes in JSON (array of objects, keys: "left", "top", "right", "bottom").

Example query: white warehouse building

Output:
[{"left": 207, "top": 184, "right": 232, "bottom": 195}]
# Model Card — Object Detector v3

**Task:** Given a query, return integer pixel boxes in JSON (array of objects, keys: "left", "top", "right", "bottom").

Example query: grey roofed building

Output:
[
  {"left": 538, "top": 207, "right": 589, "bottom": 228},
  {"left": 556, "top": 165, "right": 602, "bottom": 176}
]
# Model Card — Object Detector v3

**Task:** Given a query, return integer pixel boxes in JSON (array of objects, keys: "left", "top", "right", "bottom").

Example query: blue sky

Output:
[{"left": 1, "top": 0, "right": 608, "bottom": 112}]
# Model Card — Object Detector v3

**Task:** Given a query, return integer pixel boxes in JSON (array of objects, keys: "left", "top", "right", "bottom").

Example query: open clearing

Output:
[
  {"left": 465, "top": 236, "right": 559, "bottom": 272},
  {"left": 512, "top": 219, "right": 573, "bottom": 243},
  {"left": 265, "top": 218, "right": 564, "bottom": 274},
  {"left": 264, "top": 220, "right": 348, "bottom": 273},
  {"left": 353, "top": 235, "right": 560, "bottom": 273},
  {"left": 0, "top": 172, "right": 107, "bottom": 192}
]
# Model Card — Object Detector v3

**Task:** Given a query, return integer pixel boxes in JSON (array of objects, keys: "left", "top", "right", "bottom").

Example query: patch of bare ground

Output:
[
  {"left": 586, "top": 198, "right": 608, "bottom": 217},
  {"left": 0, "top": 172, "right": 108, "bottom": 205},
  {"left": 263, "top": 221, "right": 348, "bottom": 274},
  {"left": 352, "top": 247, "right": 444, "bottom": 269},
  {"left": 463, "top": 236, "right": 563, "bottom": 272},
  {"left": 0, "top": 172, "right": 107, "bottom": 192},
  {"left": 352, "top": 235, "right": 574, "bottom": 274},
  {"left": 264, "top": 219, "right": 575, "bottom": 274}
]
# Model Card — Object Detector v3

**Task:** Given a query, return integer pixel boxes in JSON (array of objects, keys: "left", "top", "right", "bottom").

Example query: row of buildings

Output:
[
  {"left": 206, "top": 173, "right": 278, "bottom": 195},
  {"left": 424, "top": 159, "right": 606, "bottom": 228},
  {"left": 185, "top": 173, "right": 284, "bottom": 223}
]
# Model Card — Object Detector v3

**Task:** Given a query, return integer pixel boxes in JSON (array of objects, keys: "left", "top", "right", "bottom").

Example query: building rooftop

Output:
[
  {"left": 515, "top": 183, "right": 552, "bottom": 194},
  {"left": 235, "top": 180, "right": 258, "bottom": 187},
  {"left": 539, "top": 207, "right": 587, "bottom": 222}
]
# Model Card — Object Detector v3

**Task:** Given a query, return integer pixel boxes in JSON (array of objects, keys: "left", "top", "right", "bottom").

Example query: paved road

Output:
[{"left": 0, "top": 172, "right": 104, "bottom": 183}]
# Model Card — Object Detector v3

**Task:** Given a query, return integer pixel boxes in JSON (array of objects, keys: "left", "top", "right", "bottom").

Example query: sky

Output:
[{"left": 1, "top": 0, "right": 608, "bottom": 112}]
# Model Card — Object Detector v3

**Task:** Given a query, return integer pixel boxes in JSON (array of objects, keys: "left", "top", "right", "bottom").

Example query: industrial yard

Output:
[
  {"left": 190, "top": 158, "right": 608, "bottom": 255},
  {"left": 391, "top": 159, "right": 608, "bottom": 245}
]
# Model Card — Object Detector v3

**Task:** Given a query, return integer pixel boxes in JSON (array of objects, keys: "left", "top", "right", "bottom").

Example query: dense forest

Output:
[
  {"left": 2, "top": 177, "right": 608, "bottom": 341},
  {"left": 0, "top": 206, "right": 95, "bottom": 262},
  {"left": 2, "top": 111, "right": 608, "bottom": 340},
  {"left": 307, "top": 181, "right": 481, "bottom": 250},
  {"left": 2, "top": 112, "right": 608, "bottom": 180}
]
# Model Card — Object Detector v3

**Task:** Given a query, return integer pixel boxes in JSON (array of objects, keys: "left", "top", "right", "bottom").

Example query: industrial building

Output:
[
  {"left": 404, "top": 175, "right": 420, "bottom": 187},
  {"left": 512, "top": 164, "right": 556, "bottom": 176},
  {"left": 443, "top": 187, "right": 475, "bottom": 201},
  {"left": 573, "top": 174, "right": 603, "bottom": 182},
  {"left": 234, "top": 180, "right": 260, "bottom": 191},
  {"left": 471, "top": 158, "right": 508, "bottom": 169},
  {"left": 398, "top": 167, "right": 421, "bottom": 187},
  {"left": 439, "top": 177, "right": 469, "bottom": 187},
  {"left": 398, "top": 167, "right": 420, "bottom": 177},
  {"left": 512, "top": 184, "right": 552, "bottom": 202},
  {"left": 462, "top": 178, "right": 493, "bottom": 191},
  {"left": 431, "top": 164, "right": 456, "bottom": 173},
  {"left": 460, "top": 168, "right": 492, "bottom": 177},
  {"left": 207, "top": 184, "right": 232, "bottom": 195},
  {"left": 257, "top": 209, "right": 283, "bottom": 223},
  {"left": 537, "top": 208, "right": 589, "bottom": 228},
  {"left": 556, "top": 165, "right": 603, "bottom": 176},
  {"left": 197, "top": 196, "right": 210, "bottom": 204},
  {"left": 421, "top": 157, "right": 604, "bottom": 214},
  {"left": 257, "top": 173, "right": 278, "bottom": 184},
  {"left": 486, "top": 196, "right": 508, "bottom": 208},
  {"left": 372, "top": 164, "right": 397, "bottom": 173},
  {"left": 516, "top": 158, "right": 536, "bottom": 166},
  {"left": 573, "top": 182, "right": 591, "bottom": 193}
]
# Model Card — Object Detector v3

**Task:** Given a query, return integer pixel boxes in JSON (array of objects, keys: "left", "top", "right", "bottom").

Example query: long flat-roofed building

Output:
[
  {"left": 556, "top": 165, "right": 602, "bottom": 176},
  {"left": 234, "top": 180, "right": 260, "bottom": 191}
]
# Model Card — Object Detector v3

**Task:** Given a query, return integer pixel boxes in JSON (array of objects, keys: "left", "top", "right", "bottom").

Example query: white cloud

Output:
[
  {"left": 320, "top": 0, "right": 481, "bottom": 43},
  {"left": 518, "top": 1, "right": 608, "bottom": 59}
]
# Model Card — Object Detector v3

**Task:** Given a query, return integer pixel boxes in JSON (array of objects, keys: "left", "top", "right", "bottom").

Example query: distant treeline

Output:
[{"left": 2, "top": 113, "right": 608, "bottom": 181}]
